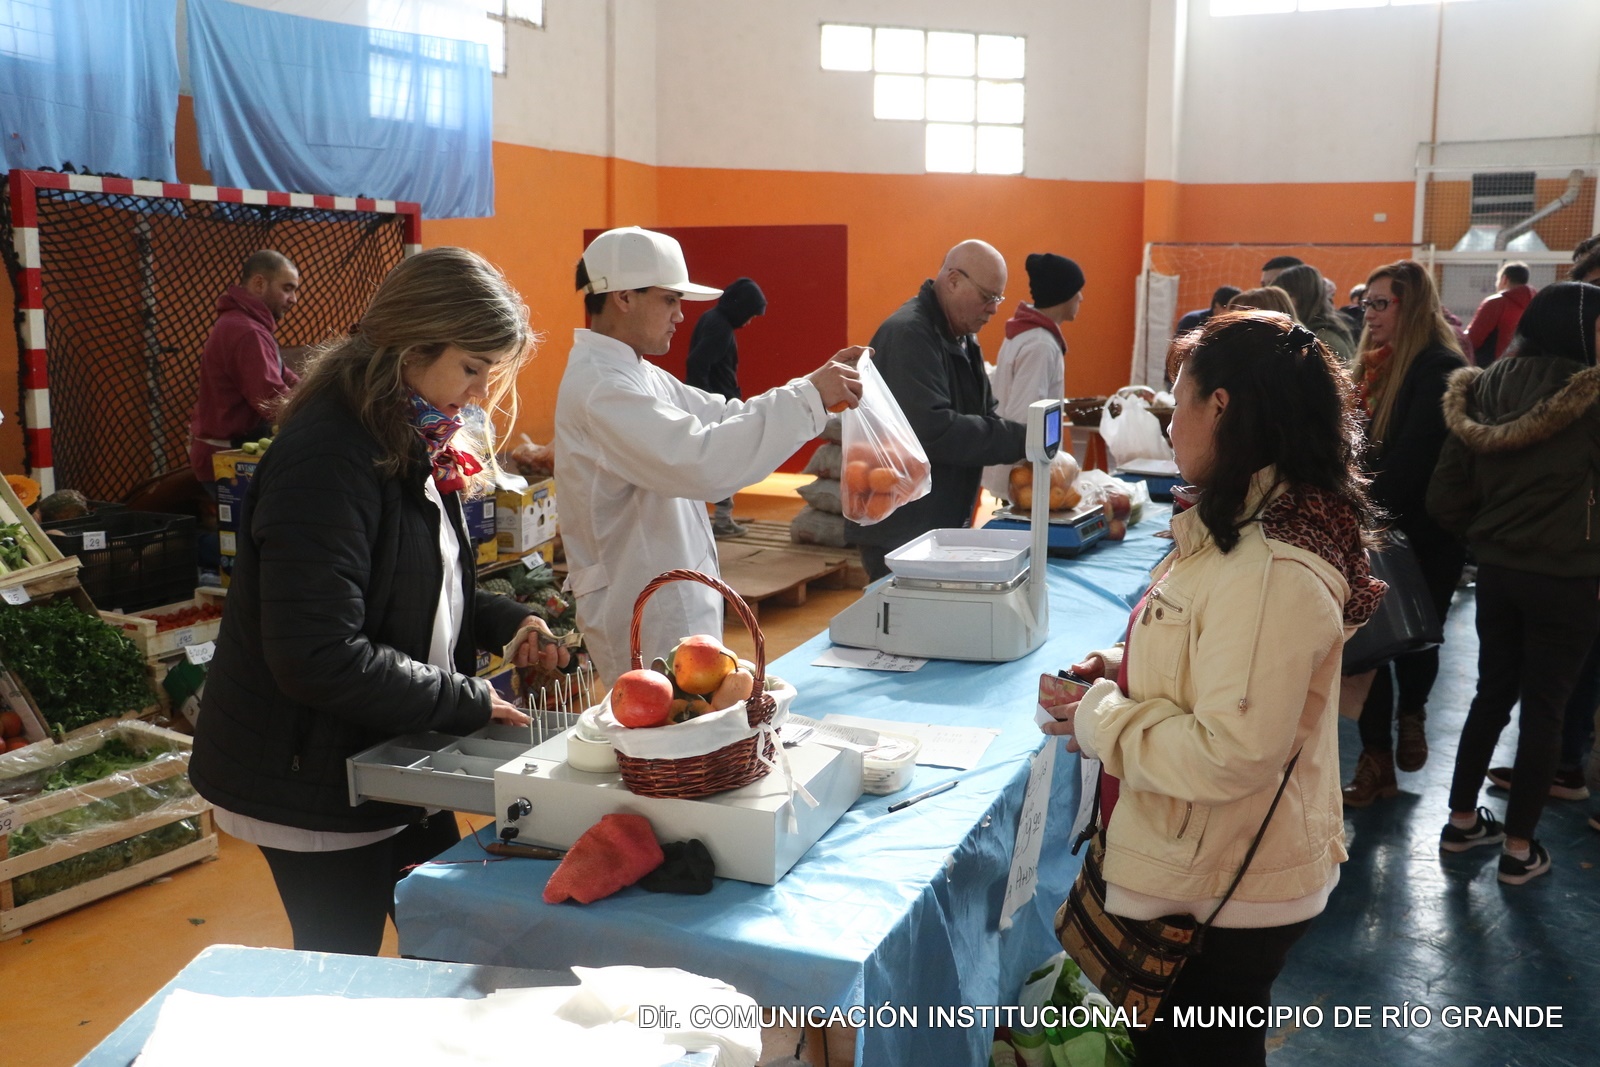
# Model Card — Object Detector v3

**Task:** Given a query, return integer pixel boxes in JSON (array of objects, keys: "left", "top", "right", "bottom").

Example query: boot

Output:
[
  {"left": 1342, "top": 749, "right": 1398, "bottom": 808},
  {"left": 1395, "top": 713, "right": 1428, "bottom": 773}
]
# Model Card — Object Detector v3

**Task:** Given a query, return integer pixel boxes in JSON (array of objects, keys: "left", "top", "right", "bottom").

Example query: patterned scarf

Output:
[
  {"left": 1355, "top": 344, "right": 1392, "bottom": 416},
  {"left": 407, "top": 392, "right": 482, "bottom": 494}
]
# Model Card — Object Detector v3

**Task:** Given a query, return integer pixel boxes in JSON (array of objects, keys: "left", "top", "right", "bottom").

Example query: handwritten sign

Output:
[
  {"left": 1000, "top": 738, "right": 1057, "bottom": 929},
  {"left": 83, "top": 531, "right": 107, "bottom": 551},
  {"left": 0, "top": 586, "right": 29, "bottom": 606},
  {"left": 184, "top": 641, "right": 216, "bottom": 666}
]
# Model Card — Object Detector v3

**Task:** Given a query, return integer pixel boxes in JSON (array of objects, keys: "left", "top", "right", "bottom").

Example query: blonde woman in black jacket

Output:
[
  {"left": 1428, "top": 282, "right": 1600, "bottom": 884},
  {"left": 1343, "top": 260, "right": 1468, "bottom": 805},
  {"left": 190, "top": 248, "right": 568, "bottom": 953}
]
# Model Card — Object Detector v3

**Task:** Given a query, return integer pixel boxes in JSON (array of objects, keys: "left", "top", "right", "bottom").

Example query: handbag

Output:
[
  {"left": 1053, "top": 752, "right": 1301, "bottom": 1021},
  {"left": 1341, "top": 528, "right": 1444, "bottom": 674}
]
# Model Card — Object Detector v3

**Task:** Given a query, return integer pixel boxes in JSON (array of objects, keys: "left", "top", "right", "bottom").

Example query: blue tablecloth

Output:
[{"left": 396, "top": 510, "right": 1173, "bottom": 1066}]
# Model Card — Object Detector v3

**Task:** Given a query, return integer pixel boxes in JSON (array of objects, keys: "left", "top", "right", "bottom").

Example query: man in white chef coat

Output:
[{"left": 555, "top": 226, "right": 865, "bottom": 683}]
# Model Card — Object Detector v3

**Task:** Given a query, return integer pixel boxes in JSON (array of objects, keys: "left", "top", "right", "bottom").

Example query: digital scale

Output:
[
  {"left": 828, "top": 399, "right": 1063, "bottom": 663},
  {"left": 982, "top": 501, "right": 1108, "bottom": 556}
]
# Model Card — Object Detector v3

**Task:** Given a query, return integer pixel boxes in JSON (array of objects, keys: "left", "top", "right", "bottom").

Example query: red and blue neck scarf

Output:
[{"left": 407, "top": 392, "right": 482, "bottom": 494}]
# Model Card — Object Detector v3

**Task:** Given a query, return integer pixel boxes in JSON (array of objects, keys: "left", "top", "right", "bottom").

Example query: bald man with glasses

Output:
[{"left": 846, "top": 239, "right": 1028, "bottom": 581}]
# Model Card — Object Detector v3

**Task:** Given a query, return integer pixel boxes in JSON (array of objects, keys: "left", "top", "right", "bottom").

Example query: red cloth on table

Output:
[{"left": 543, "top": 813, "right": 665, "bottom": 904}]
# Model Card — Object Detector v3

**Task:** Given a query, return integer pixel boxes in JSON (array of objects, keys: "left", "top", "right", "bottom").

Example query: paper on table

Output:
[
  {"left": 811, "top": 646, "right": 928, "bottom": 672},
  {"left": 784, "top": 714, "right": 921, "bottom": 763},
  {"left": 999, "top": 738, "right": 1056, "bottom": 930},
  {"left": 821, "top": 714, "right": 999, "bottom": 770}
]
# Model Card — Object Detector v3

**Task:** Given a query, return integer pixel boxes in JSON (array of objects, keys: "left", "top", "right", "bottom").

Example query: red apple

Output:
[
  {"left": 670, "top": 634, "right": 737, "bottom": 696},
  {"left": 1105, "top": 488, "right": 1132, "bottom": 521},
  {"left": 611, "top": 669, "right": 675, "bottom": 728}
]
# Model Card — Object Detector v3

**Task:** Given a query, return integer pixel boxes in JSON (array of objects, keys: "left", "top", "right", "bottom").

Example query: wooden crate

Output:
[
  {"left": 101, "top": 588, "right": 226, "bottom": 661},
  {"left": 0, "top": 720, "right": 215, "bottom": 937},
  {"left": 0, "top": 469, "right": 83, "bottom": 602}
]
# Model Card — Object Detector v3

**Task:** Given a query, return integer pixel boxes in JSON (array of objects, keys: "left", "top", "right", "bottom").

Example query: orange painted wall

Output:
[
  {"left": 1, "top": 107, "right": 1430, "bottom": 480},
  {"left": 653, "top": 167, "right": 1150, "bottom": 403}
]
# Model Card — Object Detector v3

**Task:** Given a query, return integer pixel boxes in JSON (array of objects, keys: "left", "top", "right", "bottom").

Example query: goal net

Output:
[
  {"left": 1133, "top": 242, "right": 1415, "bottom": 387},
  {"left": 3, "top": 170, "right": 420, "bottom": 499}
]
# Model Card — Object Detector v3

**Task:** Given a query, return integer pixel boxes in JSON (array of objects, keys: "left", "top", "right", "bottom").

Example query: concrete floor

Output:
[{"left": 4, "top": 492, "right": 1596, "bottom": 1065}]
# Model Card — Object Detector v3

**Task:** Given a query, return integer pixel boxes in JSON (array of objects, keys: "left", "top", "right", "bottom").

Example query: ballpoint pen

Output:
[{"left": 888, "top": 779, "right": 958, "bottom": 813}]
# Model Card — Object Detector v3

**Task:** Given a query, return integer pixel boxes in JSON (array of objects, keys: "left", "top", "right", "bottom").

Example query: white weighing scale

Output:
[{"left": 828, "top": 398, "right": 1062, "bottom": 663}]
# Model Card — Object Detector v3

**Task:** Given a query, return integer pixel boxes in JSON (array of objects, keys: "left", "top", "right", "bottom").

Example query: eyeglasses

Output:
[
  {"left": 954, "top": 268, "right": 1005, "bottom": 308},
  {"left": 1360, "top": 296, "right": 1397, "bottom": 313}
]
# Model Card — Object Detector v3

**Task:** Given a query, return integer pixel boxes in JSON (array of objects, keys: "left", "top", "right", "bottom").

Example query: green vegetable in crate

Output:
[{"left": 0, "top": 599, "right": 157, "bottom": 732}]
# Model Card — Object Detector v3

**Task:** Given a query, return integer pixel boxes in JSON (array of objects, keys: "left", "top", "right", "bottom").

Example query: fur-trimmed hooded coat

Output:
[{"left": 1427, "top": 356, "right": 1600, "bottom": 577}]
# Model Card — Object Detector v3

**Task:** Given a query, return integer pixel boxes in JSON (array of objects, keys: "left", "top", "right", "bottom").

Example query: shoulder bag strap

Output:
[{"left": 1198, "top": 748, "right": 1303, "bottom": 931}]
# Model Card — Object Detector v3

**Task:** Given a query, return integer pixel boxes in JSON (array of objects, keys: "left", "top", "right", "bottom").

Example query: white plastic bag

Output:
[
  {"left": 1098, "top": 393, "right": 1174, "bottom": 469},
  {"left": 840, "top": 353, "right": 931, "bottom": 525}
]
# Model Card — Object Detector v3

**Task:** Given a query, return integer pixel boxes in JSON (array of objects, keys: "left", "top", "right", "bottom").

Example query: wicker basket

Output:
[
  {"left": 1063, "top": 396, "right": 1107, "bottom": 427},
  {"left": 611, "top": 569, "right": 778, "bottom": 799}
]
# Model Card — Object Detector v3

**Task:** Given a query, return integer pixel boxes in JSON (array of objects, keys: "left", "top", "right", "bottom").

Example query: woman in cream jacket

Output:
[{"left": 1042, "top": 312, "right": 1385, "bottom": 1066}]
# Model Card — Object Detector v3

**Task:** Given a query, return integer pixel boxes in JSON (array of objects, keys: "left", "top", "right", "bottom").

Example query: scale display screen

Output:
[{"left": 1045, "top": 407, "right": 1062, "bottom": 452}]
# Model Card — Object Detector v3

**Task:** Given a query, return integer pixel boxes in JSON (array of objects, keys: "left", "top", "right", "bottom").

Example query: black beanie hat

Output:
[
  {"left": 1026, "top": 253, "right": 1085, "bottom": 308},
  {"left": 1513, "top": 281, "right": 1600, "bottom": 365}
]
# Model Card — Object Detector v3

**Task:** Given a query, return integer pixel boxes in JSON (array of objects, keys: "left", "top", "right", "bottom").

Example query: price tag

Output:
[
  {"left": 0, "top": 586, "right": 30, "bottom": 605},
  {"left": 524, "top": 553, "right": 544, "bottom": 570},
  {"left": 0, "top": 810, "right": 16, "bottom": 836},
  {"left": 185, "top": 641, "right": 216, "bottom": 665},
  {"left": 83, "top": 530, "right": 107, "bottom": 550},
  {"left": 172, "top": 627, "right": 196, "bottom": 649},
  {"left": 1000, "top": 738, "right": 1056, "bottom": 929}
]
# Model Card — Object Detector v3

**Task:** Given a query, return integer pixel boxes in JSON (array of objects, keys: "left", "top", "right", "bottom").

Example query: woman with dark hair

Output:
[
  {"left": 1343, "top": 259, "right": 1468, "bottom": 805},
  {"left": 1041, "top": 311, "right": 1385, "bottom": 1065},
  {"left": 1276, "top": 263, "right": 1355, "bottom": 364},
  {"left": 1428, "top": 281, "right": 1600, "bottom": 884},
  {"left": 190, "top": 247, "right": 570, "bottom": 954}
]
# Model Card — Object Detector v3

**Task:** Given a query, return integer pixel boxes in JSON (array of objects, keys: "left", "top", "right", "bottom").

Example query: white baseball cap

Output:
[{"left": 580, "top": 227, "right": 722, "bottom": 301}]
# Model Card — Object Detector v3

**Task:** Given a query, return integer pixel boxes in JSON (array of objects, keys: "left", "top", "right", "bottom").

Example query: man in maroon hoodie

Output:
[
  {"left": 188, "top": 251, "right": 302, "bottom": 485},
  {"left": 1465, "top": 261, "right": 1534, "bottom": 366}
]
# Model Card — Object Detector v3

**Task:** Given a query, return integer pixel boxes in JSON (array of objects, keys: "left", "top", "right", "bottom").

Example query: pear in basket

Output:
[{"left": 668, "top": 633, "right": 737, "bottom": 696}]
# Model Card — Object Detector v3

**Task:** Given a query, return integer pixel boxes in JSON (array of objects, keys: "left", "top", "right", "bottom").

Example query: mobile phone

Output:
[{"left": 1039, "top": 671, "right": 1092, "bottom": 707}]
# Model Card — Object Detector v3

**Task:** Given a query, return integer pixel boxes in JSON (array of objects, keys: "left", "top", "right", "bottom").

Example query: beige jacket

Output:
[{"left": 1075, "top": 470, "right": 1373, "bottom": 904}]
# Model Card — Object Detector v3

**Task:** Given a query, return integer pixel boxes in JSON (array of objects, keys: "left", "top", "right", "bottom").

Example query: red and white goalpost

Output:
[{"left": 4, "top": 169, "right": 422, "bottom": 497}]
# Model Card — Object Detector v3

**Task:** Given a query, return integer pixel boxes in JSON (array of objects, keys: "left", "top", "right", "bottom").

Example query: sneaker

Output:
[
  {"left": 711, "top": 520, "right": 748, "bottom": 539},
  {"left": 1484, "top": 766, "right": 1590, "bottom": 801},
  {"left": 1497, "top": 841, "right": 1552, "bottom": 885},
  {"left": 1440, "top": 806, "right": 1506, "bottom": 853},
  {"left": 1395, "top": 715, "right": 1428, "bottom": 773},
  {"left": 1342, "top": 749, "right": 1398, "bottom": 808}
]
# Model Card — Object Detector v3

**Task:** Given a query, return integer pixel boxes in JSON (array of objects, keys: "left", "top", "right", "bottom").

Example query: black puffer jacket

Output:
[
  {"left": 847, "top": 280, "right": 1027, "bottom": 549},
  {"left": 1428, "top": 358, "right": 1600, "bottom": 577},
  {"left": 190, "top": 390, "right": 532, "bottom": 832},
  {"left": 1366, "top": 342, "right": 1465, "bottom": 550}
]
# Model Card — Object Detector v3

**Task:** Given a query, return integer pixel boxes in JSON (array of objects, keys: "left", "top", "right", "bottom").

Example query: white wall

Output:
[
  {"left": 1179, "top": 0, "right": 1600, "bottom": 184},
  {"left": 645, "top": 0, "right": 1152, "bottom": 181}
]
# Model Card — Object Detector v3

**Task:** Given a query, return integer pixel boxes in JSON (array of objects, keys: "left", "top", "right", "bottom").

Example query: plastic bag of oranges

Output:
[{"left": 840, "top": 352, "right": 931, "bottom": 525}]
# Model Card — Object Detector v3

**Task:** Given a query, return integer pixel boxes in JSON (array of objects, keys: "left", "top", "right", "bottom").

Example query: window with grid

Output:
[
  {"left": 366, "top": 0, "right": 540, "bottom": 83},
  {"left": 0, "top": 0, "right": 55, "bottom": 63},
  {"left": 821, "top": 23, "right": 1025, "bottom": 176}
]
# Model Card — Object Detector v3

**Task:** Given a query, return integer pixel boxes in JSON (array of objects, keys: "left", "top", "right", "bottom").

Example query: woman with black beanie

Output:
[{"left": 1428, "top": 281, "right": 1600, "bottom": 884}]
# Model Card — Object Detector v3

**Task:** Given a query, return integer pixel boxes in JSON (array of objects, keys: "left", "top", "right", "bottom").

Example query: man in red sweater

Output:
[
  {"left": 1465, "top": 261, "right": 1534, "bottom": 365},
  {"left": 188, "top": 251, "right": 302, "bottom": 485}
]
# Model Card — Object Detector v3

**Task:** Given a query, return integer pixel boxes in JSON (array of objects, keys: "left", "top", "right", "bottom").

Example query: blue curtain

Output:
[
  {"left": 0, "top": 0, "right": 178, "bottom": 180},
  {"left": 186, "top": 0, "right": 493, "bottom": 218}
]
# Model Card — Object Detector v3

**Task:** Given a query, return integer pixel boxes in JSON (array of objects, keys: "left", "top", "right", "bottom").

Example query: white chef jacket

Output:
[
  {"left": 982, "top": 324, "right": 1065, "bottom": 502},
  {"left": 554, "top": 329, "right": 828, "bottom": 684}
]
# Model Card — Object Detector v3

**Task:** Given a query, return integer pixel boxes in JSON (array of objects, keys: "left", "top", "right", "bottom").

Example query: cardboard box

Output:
[
  {"left": 212, "top": 450, "right": 263, "bottom": 589},
  {"left": 495, "top": 478, "right": 556, "bottom": 556}
]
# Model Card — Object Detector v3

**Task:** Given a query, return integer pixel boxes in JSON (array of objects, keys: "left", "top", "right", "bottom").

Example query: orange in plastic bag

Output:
[{"left": 840, "top": 354, "right": 932, "bottom": 525}]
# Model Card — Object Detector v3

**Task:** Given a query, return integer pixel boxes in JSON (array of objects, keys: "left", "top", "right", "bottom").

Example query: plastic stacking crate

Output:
[{"left": 42, "top": 511, "right": 199, "bottom": 613}]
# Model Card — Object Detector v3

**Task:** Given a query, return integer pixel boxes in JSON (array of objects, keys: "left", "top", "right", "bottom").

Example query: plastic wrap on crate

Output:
[{"left": 0, "top": 726, "right": 209, "bottom": 905}]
